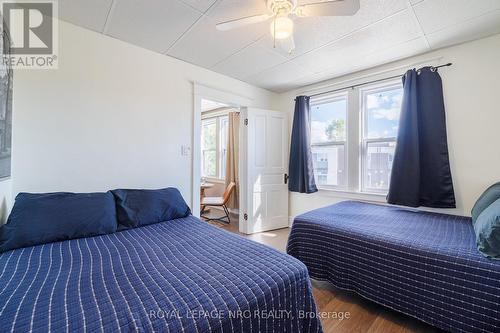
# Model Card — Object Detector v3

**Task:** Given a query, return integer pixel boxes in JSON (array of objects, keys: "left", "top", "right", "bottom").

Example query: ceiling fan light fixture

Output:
[{"left": 270, "top": 16, "right": 293, "bottom": 40}]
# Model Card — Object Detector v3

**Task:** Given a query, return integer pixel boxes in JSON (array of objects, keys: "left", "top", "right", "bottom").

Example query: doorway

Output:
[
  {"left": 199, "top": 99, "right": 240, "bottom": 228},
  {"left": 192, "top": 84, "right": 289, "bottom": 235},
  {"left": 192, "top": 84, "right": 250, "bottom": 234}
]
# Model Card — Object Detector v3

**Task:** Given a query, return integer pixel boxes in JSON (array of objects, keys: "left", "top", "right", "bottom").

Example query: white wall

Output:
[
  {"left": 273, "top": 33, "right": 500, "bottom": 218},
  {"left": 11, "top": 20, "right": 275, "bottom": 212}
]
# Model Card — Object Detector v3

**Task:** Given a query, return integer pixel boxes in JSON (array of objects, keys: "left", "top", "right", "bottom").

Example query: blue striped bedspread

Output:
[
  {"left": 0, "top": 216, "right": 322, "bottom": 333},
  {"left": 287, "top": 201, "right": 500, "bottom": 333}
]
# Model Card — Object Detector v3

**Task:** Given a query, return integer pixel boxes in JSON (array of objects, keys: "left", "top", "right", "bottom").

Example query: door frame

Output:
[{"left": 192, "top": 83, "right": 251, "bottom": 233}]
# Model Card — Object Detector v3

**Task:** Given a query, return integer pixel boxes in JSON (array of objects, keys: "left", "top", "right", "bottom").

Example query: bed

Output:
[
  {"left": 0, "top": 215, "right": 323, "bottom": 333},
  {"left": 287, "top": 201, "right": 500, "bottom": 333}
]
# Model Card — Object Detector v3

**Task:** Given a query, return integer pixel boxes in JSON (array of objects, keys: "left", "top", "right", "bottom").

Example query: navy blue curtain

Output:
[
  {"left": 387, "top": 67, "right": 455, "bottom": 208},
  {"left": 288, "top": 96, "right": 318, "bottom": 194}
]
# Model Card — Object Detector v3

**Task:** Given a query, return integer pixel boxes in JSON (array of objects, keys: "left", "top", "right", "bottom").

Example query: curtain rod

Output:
[{"left": 308, "top": 63, "right": 453, "bottom": 99}]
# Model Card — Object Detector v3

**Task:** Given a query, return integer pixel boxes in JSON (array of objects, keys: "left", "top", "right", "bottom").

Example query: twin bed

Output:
[
  {"left": 0, "top": 216, "right": 322, "bottom": 332},
  {"left": 287, "top": 201, "right": 500, "bottom": 333}
]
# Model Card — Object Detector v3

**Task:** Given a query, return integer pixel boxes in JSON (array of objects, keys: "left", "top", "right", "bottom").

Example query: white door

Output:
[{"left": 240, "top": 108, "right": 289, "bottom": 234}]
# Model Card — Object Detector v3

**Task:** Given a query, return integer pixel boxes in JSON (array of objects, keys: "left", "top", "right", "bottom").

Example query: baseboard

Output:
[{"left": 289, "top": 216, "right": 295, "bottom": 227}]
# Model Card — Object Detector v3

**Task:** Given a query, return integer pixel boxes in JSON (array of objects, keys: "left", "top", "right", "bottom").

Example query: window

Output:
[
  {"left": 201, "top": 115, "right": 228, "bottom": 180},
  {"left": 310, "top": 94, "right": 347, "bottom": 188},
  {"left": 201, "top": 118, "right": 217, "bottom": 178},
  {"left": 309, "top": 80, "right": 403, "bottom": 194},
  {"left": 361, "top": 85, "right": 402, "bottom": 192}
]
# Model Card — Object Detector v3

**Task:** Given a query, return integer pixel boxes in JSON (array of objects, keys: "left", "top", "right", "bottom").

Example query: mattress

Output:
[
  {"left": 287, "top": 201, "right": 500, "bottom": 333},
  {"left": 0, "top": 216, "right": 322, "bottom": 333}
]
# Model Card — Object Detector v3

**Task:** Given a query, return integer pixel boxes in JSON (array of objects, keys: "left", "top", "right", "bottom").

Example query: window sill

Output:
[{"left": 314, "top": 187, "right": 387, "bottom": 203}]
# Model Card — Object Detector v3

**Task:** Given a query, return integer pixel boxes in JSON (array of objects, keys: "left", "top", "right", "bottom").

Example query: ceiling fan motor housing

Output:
[{"left": 267, "top": 0, "right": 297, "bottom": 16}]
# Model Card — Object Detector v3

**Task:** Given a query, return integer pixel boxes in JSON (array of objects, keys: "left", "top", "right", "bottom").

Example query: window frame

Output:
[
  {"left": 308, "top": 79, "right": 403, "bottom": 195},
  {"left": 201, "top": 114, "right": 229, "bottom": 182},
  {"left": 218, "top": 116, "right": 229, "bottom": 181},
  {"left": 309, "top": 92, "right": 348, "bottom": 190}
]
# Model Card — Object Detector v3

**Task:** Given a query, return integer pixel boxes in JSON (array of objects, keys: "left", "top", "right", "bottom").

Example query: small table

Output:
[{"left": 200, "top": 183, "right": 214, "bottom": 214}]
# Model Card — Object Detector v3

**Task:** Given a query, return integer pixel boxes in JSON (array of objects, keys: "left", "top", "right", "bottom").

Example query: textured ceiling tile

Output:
[
  {"left": 206, "top": 0, "right": 269, "bottom": 22},
  {"left": 212, "top": 40, "right": 288, "bottom": 79},
  {"left": 105, "top": 0, "right": 202, "bottom": 53},
  {"left": 179, "top": 0, "right": 218, "bottom": 13},
  {"left": 245, "top": 59, "right": 315, "bottom": 91},
  {"left": 59, "top": 0, "right": 113, "bottom": 32},
  {"left": 167, "top": 15, "right": 266, "bottom": 68},
  {"left": 365, "top": 37, "right": 428, "bottom": 63},
  {"left": 413, "top": 0, "right": 500, "bottom": 34},
  {"left": 289, "top": 72, "right": 334, "bottom": 89},
  {"left": 275, "top": 37, "right": 428, "bottom": 90},
  {"left": 426, "top": 10, "right": 500, "bottom": 49},
  {"left": 292, "top": 9, "right": 421, "bottom": 73}
]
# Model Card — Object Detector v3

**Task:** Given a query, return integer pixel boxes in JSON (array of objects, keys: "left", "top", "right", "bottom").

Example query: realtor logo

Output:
[
  {"left": 1, "top": 0, "right": 58, "bottom": 68},
  {"left": 3, "top": 2, "right": 53, "bottom": 54}
]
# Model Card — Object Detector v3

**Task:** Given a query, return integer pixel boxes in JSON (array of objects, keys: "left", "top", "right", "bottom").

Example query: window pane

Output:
[
  {"left": 364, "top": 141, "right": 395, "bottom": 191},
  {"left": 202, "top": 150, "right": 216, "bottom": 178},
  {"left": 311, "top": 97, "right": 347, "bottom": 144},
  {"left": 311, "top": 145, "right": 346, "bottom": 187},
  {"left": 201, "top": 119, "right": 216, "bottom": 150},
  {"left": 219, "top": 116, "right": 228, "bottom": 179},
  {"left": 364, "top": 86, "right": 403, "bottom": 139},
  {"left": 201, "top": 119, "right": 217, "bottom": 178}
]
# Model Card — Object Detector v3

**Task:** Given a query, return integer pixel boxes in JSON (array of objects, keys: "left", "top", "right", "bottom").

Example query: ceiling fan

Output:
[{"left": 216, "top": 0, "right": 361, "bottom": 53}]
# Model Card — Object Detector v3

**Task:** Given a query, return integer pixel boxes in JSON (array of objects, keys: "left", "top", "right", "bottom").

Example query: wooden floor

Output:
[{"left": 203, "top": 210, "right": 444, "bottom": 333}]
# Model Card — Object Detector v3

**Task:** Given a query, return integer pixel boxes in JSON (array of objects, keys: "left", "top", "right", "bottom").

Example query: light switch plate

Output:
[{"left": 181, "top": 145, "right": 191, "bottom": 156}]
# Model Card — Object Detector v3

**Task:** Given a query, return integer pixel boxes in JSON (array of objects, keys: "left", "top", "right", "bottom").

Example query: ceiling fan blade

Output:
[
  {"left": 295, "top": 0, "right": 360, "bottom": 17},
  {"left": 216, "top": 14, "right": 272, "bottom": 31}
]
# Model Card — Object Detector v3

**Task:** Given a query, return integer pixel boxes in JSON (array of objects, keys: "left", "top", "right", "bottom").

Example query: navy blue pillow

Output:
[
  {"left": 0, "top": 192, "right": 117, "bottom": 253},
  {"left": 111, "top": 188, "right": 191, "bottom": 229}
]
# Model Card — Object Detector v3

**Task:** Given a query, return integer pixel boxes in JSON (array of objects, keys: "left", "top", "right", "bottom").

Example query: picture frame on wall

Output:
[{"left": 0, "top": 24, "right": 12, "bottom": 179}]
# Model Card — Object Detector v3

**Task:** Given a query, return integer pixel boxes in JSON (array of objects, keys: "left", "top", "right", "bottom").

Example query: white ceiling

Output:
[
  {"left": 201, "top": 99, "right": 229, "bottom": 112},
  {"left": 59, "top": 0, "right": 500, "bottom": 92}
]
